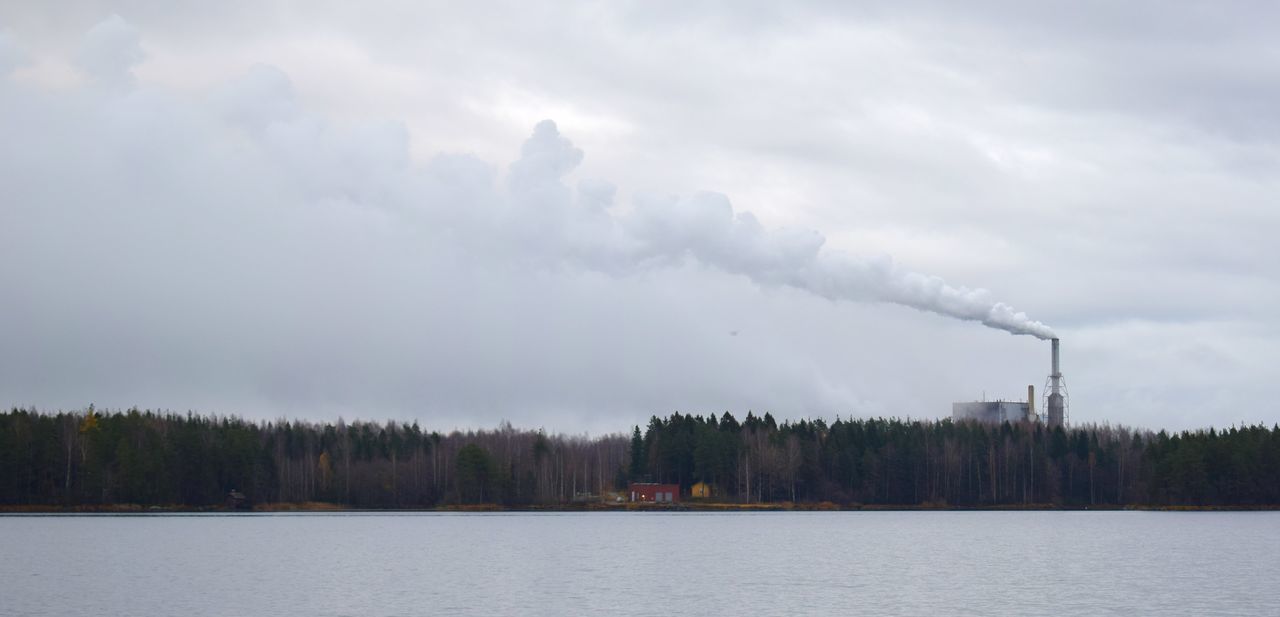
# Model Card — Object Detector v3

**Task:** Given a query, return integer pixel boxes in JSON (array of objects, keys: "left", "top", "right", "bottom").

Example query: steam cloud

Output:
[
  {"left": 0, "top": 17, "right": 1056, "bottom": 424},
  {"left": 1, "top": 15, "right": 1055, "bottom": 344},
  {"left": 514, "top": 120, "right": 1057, "bottom": 340}
]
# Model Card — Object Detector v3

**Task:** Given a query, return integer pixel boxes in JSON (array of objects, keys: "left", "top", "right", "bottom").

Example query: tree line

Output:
[
  {"left": 2, "top": 406, "right": 1277, "bottom": 507},
  {"left": 0, "top": 406, "right": 627, "bottom": 508},
  {"left": 632, "top": 411, "right": 1280, "bottom": 506}
]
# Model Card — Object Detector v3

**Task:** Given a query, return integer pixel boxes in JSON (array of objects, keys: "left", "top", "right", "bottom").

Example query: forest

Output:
[{"left": 2, "top": 406, "right": 1277, "bottom": 508}]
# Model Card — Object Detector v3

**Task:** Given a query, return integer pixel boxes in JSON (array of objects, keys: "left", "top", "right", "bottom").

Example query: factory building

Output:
[
  {"left": 954, "top": 337, "right": 1070, "bottom": 426},
  {"left": 953, "top": 400, "right": 1032, "bottom": 424}
]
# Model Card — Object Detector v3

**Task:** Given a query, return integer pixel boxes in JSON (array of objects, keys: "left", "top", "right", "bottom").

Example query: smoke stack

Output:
[
  {"left": 1027, "top": 384, "right": 1035, "bottom": 421},
  {"left": 1047, "top": 337, "right": 1066, "bottom": 428}
]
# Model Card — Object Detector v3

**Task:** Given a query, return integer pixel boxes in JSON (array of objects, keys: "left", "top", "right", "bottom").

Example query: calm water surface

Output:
[{"left": 2, "top": 511, "right": 1277, "bottom": 616}]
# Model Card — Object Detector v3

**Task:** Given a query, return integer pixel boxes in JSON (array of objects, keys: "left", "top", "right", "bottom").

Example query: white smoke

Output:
[
  {"left": 510, "top": 119, "right": 1057, "bottom": 340},
  {"left": 0, "top": 16, "right": 1055, "bottom": 424},
  {"left": 12, "top": 8, "right": 1057, "bottom": 342}
]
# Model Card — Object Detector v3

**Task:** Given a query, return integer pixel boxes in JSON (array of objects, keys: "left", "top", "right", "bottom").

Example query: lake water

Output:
[{"left": 2, "top": 511, "right": 1277, "bottom": 616}]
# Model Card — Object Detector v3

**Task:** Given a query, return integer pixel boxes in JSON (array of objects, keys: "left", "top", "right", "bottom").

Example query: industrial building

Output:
[
  {"left": 952, "top": 399, "right": 1032, "bottom": 424},
  {"left": 953, "top": 337, "right": 1069, "bottom": 427}
]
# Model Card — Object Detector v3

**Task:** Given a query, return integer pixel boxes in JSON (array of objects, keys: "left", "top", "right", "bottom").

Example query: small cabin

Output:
[
  {"left": 629, "top": 482, "right": 680, "bottom": 503},
  {"left": 691, "top": 481, "right": 713, "bottom": 499}
]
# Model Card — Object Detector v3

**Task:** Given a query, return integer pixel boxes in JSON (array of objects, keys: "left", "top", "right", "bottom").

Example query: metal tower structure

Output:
[{"left": 1043, "top": 337, "right": 1069, "bottom": 428}]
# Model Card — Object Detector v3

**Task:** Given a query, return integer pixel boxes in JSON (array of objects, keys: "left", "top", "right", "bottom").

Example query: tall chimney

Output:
[
  {"left": 1027, "top": 384, "right": 1035, "bottom": 421},
  {"left": 1051, "top": 337, "right": 1060, "bottom": 379},
  {"left": 1047, "top": 337, "right": 1065, "bottom": 428}
]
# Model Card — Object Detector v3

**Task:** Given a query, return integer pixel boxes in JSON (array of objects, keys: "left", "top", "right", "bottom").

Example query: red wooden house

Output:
[{"left": 629, "top": 482, "right": 680, "bottom": 503}]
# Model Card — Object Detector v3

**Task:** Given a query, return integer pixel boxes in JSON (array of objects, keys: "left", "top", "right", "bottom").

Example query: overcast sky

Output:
[{"left": 2, "top": 2, "right": 1276, "bottom": 433}]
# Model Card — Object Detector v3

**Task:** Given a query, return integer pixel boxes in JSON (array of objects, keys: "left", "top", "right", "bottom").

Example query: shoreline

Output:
[{"left": 3, "top": 502, "right": 1277, "bottom": 514}]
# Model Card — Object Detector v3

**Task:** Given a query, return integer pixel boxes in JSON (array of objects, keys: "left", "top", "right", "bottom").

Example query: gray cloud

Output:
[
  {"left": 1, "top": 6, "right": 1277, "bottom": 432},
  {"left": 0, "top": 30, "right": 23, "bottom": 75},
  {"left": 74, "top": 14, "right": 143, "bottom": 87}
]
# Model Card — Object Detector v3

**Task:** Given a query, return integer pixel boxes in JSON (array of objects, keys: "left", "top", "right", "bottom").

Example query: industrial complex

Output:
[{"left": 953, "top": 337, "right": 1069, "bottom": 427}]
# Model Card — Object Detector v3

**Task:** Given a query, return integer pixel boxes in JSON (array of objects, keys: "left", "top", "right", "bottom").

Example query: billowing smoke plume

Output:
[
  {"left": 3, "top": 12, "right": 1055, "bottom": 342},
  {"left": 0, "top": 16, "right": 1054, "bottom": 424},
  {"left": 513, "top": 119, "right": 1056, "bottom": 340}
]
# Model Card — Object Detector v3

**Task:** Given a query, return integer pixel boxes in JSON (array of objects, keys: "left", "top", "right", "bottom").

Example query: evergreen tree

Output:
[{"left": 628, "top": 426, "right": 647, "bottom": 480}]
